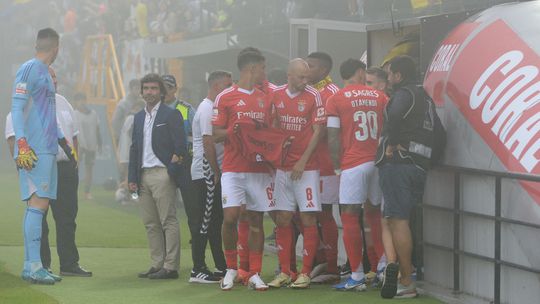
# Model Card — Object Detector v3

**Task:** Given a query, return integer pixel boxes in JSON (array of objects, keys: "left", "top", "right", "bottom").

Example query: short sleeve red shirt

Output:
[
  {"left": 326, "top": 84, "right": 388, "bottom": 170},
  {"left": 212, "top": 85, "right": 274, "bottom": 173},
  {"left": 272, "top": 85, "right": 325, "bottom": 171}
]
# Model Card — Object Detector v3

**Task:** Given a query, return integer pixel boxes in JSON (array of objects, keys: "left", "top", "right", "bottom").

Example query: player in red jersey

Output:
[
  {"left": 305, "top": 52, "right": 340, "bottom": 282},
  {"left": 233, "top": 48, "right": 281, "bottom": 280},
  {"left": 267, "top": 59, "right": 325, "bottom": 289},
  {"left": 326, "top": 59, "right": 387, "bottom": 291},
  {"left": 212, "top": 49, "right": 274, "bottom": 291}
]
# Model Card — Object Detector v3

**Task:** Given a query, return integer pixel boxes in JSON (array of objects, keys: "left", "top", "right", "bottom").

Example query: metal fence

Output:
[{"left": 416, "top": 165, "right": 540, "bottom": 304}]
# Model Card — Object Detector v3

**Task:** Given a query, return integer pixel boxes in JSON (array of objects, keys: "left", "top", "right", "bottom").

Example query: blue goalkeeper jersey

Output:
[{"left": 11, "top": 58, "right": 60, "bottom": 155}]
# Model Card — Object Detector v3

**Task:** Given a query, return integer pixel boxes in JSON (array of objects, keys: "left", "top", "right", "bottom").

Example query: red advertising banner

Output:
[
  {"left": 443, "top": 19, "right": 540, "bottom": 203},
  {"left": 424, "top": 21, "right": 479, "bottom": 105}
]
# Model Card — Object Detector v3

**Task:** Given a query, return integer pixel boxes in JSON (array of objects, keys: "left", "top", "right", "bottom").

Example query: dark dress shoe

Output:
[
  {"left": 138, "top": 267, "right": 161, "bottom": 278},
  {"left": 148, "top": 268, "right": 179, "bottom": 279},
  {"left": 60, "top": 265, "right": 93, "bottom": 277}
]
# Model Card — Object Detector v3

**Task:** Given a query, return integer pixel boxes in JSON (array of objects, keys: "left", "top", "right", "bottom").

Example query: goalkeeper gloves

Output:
[{"left": 16, "top": 138, "right": 38, "bottom": 170}]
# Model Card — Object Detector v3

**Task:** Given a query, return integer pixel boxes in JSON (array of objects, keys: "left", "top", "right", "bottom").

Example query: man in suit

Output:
[{"left": 128, "top": 73, "right": 187, "bottom": 280}]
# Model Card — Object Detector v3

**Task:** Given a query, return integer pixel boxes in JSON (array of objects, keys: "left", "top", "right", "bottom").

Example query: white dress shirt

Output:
[
  {"left": 5, "top": 113, "right": 14, "bottom": 140},
  {"left": 56, "top": 94, "right": 79, "bottom": 162},
  {"left": 142, "top": 102, "right": 165, "bottom": 168},
  {"left": 4, "top": 94, "right": 79, "bottom": 162}
]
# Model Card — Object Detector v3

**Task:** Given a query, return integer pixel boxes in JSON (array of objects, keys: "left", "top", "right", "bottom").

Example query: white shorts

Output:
[
  {"left": 221, "top": 172, "right": 274, "bottom": 212},
  {"left": 339, "top": 161, "right": 382, "bottom": 205},
  {"left": 320, "top": 175, "right": 339, "bottom": 205},
  {"left": 274, "top": 169, "right": 321, "bottom": 212}
]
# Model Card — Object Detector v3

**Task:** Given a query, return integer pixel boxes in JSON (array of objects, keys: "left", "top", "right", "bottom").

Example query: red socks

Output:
[
  {"left": 319, "top": 210, "right": 339, "bottom": 274},
  {"left": 249, "top": 251, "right": 263, "bottom": 275},
  {"left": 300, "top": 225, "right": 320, "bottom": 274},
  {"left": 276, "top": 225, "right": 293, "bottom": 275},
  {"left": 225, "top": 249, "right": 238, "bottom": 270},
  {"left": 238, "top": 220, "right": 250, "bottom": 271},
  {"left": 290, "top": 226, "right": 298, "bottom": 273},
  {"left": 341, "top": 213, "right": 363, "bottom": 273}
]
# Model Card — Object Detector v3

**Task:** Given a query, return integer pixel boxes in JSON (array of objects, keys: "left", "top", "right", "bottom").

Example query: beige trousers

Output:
[{"left": 139, "top": 167, "right": 180, "bottom": 271}]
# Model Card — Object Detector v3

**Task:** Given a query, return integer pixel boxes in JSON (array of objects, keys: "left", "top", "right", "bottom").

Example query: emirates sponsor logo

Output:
[
  {"left": 280, "top": 114, "right": 307, "bottom": 125},
  {"left": 279, "top": 114, "right": 308, "bottom": 132},
  {"left": 236, "top": 111, "right": 265, "bottom": 120}
]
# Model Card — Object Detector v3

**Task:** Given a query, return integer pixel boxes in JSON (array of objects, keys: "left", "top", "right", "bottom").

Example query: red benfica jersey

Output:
[
  {"left": 257, "top": 80, "right": 277, "bottom": 97},
  {"left": 272, "top": 84, "right": 325, "bottom": 171},
  {"left": 326, "top": 84, "right": 388, "bottom": 170},
  {"left": 316, "top": 82, "right": 340, "bottom": 175},
  {"left": 212, "top": 85, "right": 274, "bottom": 173},
  {"left": 232, "top": 119, "right": 292, "bottom": 168}
]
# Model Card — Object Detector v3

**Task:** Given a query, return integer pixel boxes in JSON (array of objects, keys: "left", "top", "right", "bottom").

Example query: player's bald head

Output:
[
  {"left": 287, "top": 58, "right": 309, "bottom": 92},
  {"left": 288, "top": 58, "right": 309, "bottom": 74}
]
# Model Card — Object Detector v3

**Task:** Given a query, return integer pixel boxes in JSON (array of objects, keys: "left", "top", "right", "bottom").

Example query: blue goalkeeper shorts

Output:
[{"left": 18, "top": 153, "right": 57, "bottom": 201}]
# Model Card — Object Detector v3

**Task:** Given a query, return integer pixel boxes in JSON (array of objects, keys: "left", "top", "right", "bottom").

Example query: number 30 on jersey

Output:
[{"left": 354, "top": 110, "right": 378, "bottom": 141}]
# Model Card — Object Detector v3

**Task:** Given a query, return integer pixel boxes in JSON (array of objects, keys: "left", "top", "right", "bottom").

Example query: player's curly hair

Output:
[{"left": 140, "top": 73, "right": 167, "bottom": 100}]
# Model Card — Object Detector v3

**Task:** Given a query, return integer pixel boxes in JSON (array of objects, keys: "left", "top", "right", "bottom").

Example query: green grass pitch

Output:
[{"left": 0, "top": 166, "right": 442, "bottom": 304}]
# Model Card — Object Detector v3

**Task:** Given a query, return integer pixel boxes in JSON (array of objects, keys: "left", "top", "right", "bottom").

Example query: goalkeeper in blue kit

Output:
[{"left": 11, "top": 28, "right": 76, "bottom": 285}]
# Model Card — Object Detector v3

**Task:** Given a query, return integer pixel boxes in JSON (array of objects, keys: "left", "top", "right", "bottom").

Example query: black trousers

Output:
[
  {"left": 41, "top": 162, "right": 80, "bottom": 270},
  {"left": 180, "top": 172, "right": 226, "bottom": 272}
]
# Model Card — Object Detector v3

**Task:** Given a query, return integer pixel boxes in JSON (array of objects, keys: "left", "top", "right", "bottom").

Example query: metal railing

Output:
[{"left": 416, "top": 165, "right": 540, "bottom": 304}]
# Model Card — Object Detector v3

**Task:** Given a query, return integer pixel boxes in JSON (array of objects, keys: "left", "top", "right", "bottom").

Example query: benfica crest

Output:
[
  {"left": 258, "top": 98, "right": 265, "bottom": 108},
  {"left": 297, "top": 101, "right": 306, "bottom": 112}
]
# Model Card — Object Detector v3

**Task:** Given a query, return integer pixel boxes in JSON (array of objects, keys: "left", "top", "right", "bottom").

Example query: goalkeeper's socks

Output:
[
  {"left": 24, "top": 207, "right": 44, "bottom": 272},
  {"left": 22, "top": 209, "right": 30, "bottom": 272}
]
